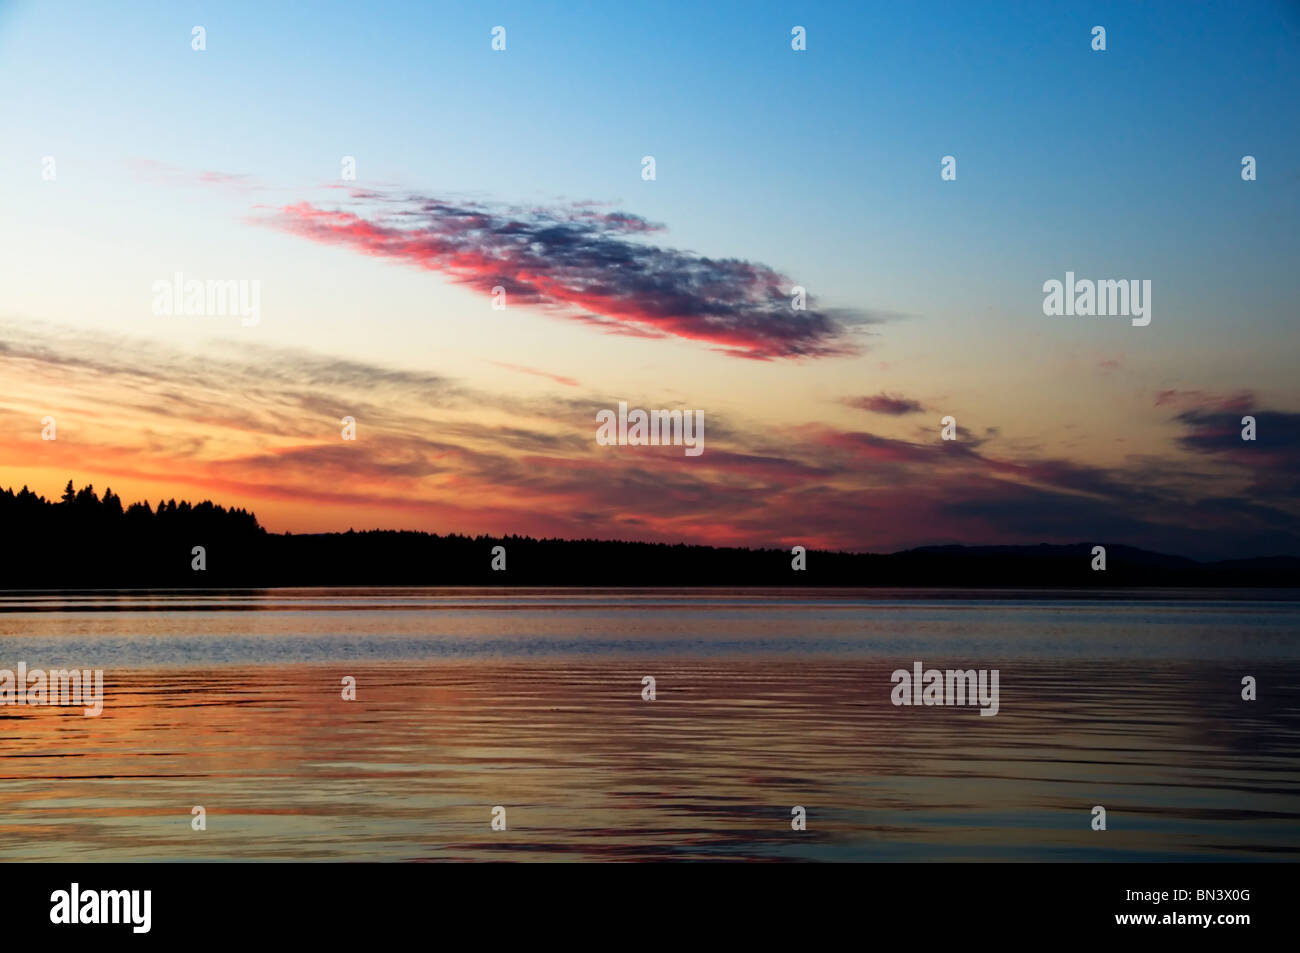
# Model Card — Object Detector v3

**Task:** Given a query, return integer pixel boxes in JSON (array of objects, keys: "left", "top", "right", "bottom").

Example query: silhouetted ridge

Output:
[{"left": 2, "top": 483, "right": 1297, "bottom": 589}]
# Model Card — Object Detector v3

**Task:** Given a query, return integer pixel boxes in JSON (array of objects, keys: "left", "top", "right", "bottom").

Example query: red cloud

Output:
[{"left": 260, "top": 195, "right": 862, "bottom": 360}]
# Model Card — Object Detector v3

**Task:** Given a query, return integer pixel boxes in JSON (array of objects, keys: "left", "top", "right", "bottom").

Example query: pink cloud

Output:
[{"left": 259, "top": 193, "right": 868, "bottom": 360}]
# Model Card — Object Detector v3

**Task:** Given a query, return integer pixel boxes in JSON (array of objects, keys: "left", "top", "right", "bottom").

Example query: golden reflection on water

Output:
[{"left": 1, "top": 658, "right": 1297, "bottom": 861}]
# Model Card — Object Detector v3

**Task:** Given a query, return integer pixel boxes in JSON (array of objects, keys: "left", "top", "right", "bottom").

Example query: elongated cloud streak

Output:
[
  {"left": 844, "top": 392, "right": 926, "bottom": 416},
  {"left": 3, "top": 320, "right": 1298, "bottom": 557},
  {"left": 260, "top": 193, "right": 862, "bottom": 360}
]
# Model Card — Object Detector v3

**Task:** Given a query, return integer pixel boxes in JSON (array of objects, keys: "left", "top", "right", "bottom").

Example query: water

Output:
[{"left": 1, "top": 589, "right": 1297, "bottom": 861}]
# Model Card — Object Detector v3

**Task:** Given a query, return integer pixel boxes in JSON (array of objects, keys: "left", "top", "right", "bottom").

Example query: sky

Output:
[{"left": 1, "top": 0, "right": 1297, "bottom": 558}]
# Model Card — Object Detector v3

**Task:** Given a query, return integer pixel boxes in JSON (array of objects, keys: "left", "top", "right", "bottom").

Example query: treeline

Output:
[
  {"left": 2, "top": 482, "right": 1298, "bottom": 589},
  {"left": 3, "top": 482, "right": 263, "bottom": 533},
  {"left": 3, "top": 482, "right": 264, "bottom": 587}
]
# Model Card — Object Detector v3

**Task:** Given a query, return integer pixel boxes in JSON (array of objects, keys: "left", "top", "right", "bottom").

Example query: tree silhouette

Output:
[{"left": 0, "top": 480, "right": 1294, "bottom": 589}]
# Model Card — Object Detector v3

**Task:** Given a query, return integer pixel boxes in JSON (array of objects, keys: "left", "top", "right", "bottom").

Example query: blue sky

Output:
[{"left": 3, "top": 0, "right": 1296, "bottom": 328}]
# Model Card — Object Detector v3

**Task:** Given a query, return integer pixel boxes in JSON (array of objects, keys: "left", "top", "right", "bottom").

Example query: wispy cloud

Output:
[
  {"left": 488, "top": 361, "right": 580, "bottom": 388},
  {"left": 843, "top": 392, "right": 926, "bottom": 416},
  {"left": 257, "top": 191, "right": 869, "bottom": 360},
  {"left": 3, "top": 319, "right": 1297, "bottom": 558},
  {"left": 128, "top": 159, "right": 267, "bottom": 195},
  {"left": 1163, "top": 390, "right": 1300, "bottom": 502},
  {"left": 1154, "top": 389, "right": 1254, "bottom": 412}
]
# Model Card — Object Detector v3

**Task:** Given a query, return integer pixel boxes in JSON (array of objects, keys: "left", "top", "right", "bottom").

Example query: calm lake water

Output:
[{"left": 1, "top": 588, "right": 1297, "bottom": 861}]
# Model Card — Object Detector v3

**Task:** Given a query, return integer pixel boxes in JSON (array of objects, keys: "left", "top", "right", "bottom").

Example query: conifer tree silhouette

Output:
[{"left": 0, "top": 480, "right": 1294, "bottom": 589}]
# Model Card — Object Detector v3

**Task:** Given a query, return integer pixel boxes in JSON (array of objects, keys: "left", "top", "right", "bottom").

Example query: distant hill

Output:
[{"left": 2, "top": 483, "right": 1297, "bottom": 589}]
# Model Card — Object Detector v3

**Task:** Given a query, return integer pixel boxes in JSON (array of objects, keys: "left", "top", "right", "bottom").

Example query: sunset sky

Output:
[{"left": 1, "top": 0, "right": 1297, "bottom": 558}]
